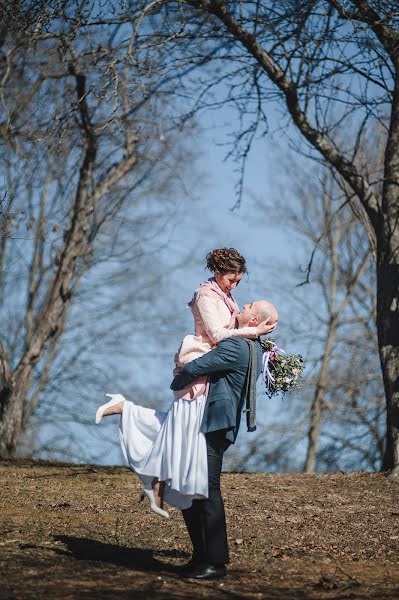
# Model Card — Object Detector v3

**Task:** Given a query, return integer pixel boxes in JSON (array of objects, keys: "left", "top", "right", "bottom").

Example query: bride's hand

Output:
[{"left": 256, "top": 318, "right": 277, "bottom": 337}]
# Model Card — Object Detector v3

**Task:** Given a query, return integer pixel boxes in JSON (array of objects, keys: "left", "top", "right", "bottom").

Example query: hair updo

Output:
[{"left": 206, "top": 247, "right": 247, "bottom": 275}]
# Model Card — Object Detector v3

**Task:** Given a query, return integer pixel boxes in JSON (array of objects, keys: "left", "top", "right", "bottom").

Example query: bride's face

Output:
[{"left": 215, "top": 270, "right": 243, "bottom": 294}]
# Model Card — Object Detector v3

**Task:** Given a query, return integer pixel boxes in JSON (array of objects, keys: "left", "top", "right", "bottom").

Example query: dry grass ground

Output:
[{"left": 0, "top": 460, "right": 398, "bottom": 599}]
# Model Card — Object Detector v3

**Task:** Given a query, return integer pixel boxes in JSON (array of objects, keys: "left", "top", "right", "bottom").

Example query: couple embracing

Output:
[{"left": 96, "top": 248, "right": 278, "bottom": 580}]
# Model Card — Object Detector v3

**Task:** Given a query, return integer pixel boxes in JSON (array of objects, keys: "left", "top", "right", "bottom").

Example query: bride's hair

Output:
[{"left": 206, "top": 247, "right": 247, "bottom": 274}]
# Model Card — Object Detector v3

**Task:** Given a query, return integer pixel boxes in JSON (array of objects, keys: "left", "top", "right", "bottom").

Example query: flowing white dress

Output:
[
  {"left": 118, "top": 279, "right": 258, "bottom": 510},
  {"left": 119, "top": 394, "right": 208, "bottom": 509}
]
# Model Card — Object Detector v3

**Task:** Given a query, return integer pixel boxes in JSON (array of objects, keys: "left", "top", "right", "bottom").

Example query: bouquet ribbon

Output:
[{"left": 262, "top": 343, "right": 286, "bottom": 388}]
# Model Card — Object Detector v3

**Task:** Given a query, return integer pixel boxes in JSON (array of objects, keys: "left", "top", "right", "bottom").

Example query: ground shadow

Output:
[
  {"left": 54, "top": 535, "right": 189, "bottom": 574},
  {"left": 51, "top": 537, "right": 314, "bottom": 600}
]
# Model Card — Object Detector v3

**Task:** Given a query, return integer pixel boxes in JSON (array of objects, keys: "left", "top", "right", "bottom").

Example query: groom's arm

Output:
[{"left": 170, "top": 338, "right": 241, "bottom": 391}]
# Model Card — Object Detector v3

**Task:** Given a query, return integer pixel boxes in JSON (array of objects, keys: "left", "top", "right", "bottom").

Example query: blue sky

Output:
[
  {"left": 29, "top": 95, "right": 313, "bottom": 467},
  {"left": 75, "top": 106, "right": 312, "bottom": 466}
]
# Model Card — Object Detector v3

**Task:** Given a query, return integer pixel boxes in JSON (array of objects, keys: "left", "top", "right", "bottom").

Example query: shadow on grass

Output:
[
  {"left": 49, "top": 537, "right": 316, "bottom": 600},
  {"left": 54, "top": 535, "right": 189, "bottom": 574}
]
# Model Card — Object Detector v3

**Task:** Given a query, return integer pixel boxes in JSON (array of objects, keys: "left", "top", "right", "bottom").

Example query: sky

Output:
[
  {"left": 26, "top": 81, "right": 314, "bottom": 467},
  {"left": 6, "top": 3, "right": 386, "bottom": 472},
  {"left": 71, "top": 106, "right": 312, "bottom": 467}
]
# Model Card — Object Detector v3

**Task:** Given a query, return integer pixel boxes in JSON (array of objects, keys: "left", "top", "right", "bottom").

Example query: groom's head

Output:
[{"left": 237, "top": 301, "right": 278, "bottom": 329}]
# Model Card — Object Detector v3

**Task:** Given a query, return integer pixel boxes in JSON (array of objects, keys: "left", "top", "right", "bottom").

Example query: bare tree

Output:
[
  {"left": 298, "top": 170, "right": 382, "bottom": 472},
  {"left": 300, "top": 173, "right": 373, "bottom": 472},
  {"left": 224, "top": 158, "right": 383, "bottom": 473},
  {"left": 0, "top": 2, "right": 196, "bottom": 458},
  {"left": 118, "top": 0, "right": 399, "bottom": 475}
]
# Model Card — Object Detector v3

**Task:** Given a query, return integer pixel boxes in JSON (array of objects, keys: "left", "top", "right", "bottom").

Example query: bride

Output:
[{"left": 95, "top": 248, "right": 276, "bottom": 517}]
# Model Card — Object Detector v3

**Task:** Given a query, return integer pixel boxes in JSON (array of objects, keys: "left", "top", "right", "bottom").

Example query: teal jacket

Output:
[{"left": 170, "top": 337, "right": 262, "bottom": 443}]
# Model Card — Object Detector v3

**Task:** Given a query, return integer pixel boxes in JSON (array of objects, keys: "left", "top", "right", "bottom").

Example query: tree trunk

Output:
[
  {"left": 304, "top": 319, "right": 337, "bottom": 473},
  {"left": 379, "top": 62, "right": 399, "bottom": 476},
  {"left": 378, "top": 229, "right": 399, "bottom": 474},
  {"left": 0, "top": 392, "right": 22, "bottom": 458},
  {"left": 0, "top": 362, "right": 33, "bottom": 458},
  {"left": 0, "top": 343, "right": 16, "bottom": 457}
]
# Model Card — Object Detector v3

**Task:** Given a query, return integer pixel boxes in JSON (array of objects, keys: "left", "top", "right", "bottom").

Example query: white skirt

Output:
[{"left": 119, "top": 394, "right": 209, "bottom": 509}]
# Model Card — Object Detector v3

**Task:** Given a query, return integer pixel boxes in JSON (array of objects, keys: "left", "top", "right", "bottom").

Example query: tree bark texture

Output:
[{"left": 378, "top": 65, "right": 399, "bottom": 473}]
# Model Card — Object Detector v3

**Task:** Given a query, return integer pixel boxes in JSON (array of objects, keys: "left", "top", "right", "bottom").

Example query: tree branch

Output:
[{"left": 188, "top": 0, "right": 381, "bottom": 228}]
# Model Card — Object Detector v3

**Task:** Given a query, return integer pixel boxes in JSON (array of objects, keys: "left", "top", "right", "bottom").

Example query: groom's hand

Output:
[{"left": 256, "top": 318, "right": 277, "bottom": 337}]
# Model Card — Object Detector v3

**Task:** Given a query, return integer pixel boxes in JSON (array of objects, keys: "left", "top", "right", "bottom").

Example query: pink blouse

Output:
[
  {"left": 191, "top": 286, "right": 257, "bottom": 345},
  {"left": 173, "top": 282, "right": 258, "bottom": 400}
]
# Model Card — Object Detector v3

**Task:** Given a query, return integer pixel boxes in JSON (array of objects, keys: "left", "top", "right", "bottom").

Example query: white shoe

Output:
[
  {"left": 143, "top": 484, "right": 170, "bottom": 519},
  {"left": 95, "top": 394, "right": 125, "bottom": 424}
]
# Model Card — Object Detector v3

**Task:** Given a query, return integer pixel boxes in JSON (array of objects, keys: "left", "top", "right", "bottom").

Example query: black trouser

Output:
[{"left": 182, "top": 430, "right": 230, "bottom": 565}]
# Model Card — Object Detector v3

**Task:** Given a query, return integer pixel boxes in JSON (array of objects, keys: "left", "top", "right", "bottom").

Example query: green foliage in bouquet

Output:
[{"left": 260, "top": 339, "right": 304, "bottom": 398}]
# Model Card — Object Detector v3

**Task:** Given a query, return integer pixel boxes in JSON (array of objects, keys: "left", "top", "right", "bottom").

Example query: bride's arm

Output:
[{"left": 195, "top": 292, "right": 258, "bottom": 344}]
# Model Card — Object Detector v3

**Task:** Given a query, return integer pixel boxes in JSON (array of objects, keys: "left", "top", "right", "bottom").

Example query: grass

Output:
[{"left": 0, "top": 459, "right": 398, "bottom": 599}]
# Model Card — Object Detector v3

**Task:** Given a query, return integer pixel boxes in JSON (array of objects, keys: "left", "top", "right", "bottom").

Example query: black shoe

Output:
[
  {"left": 182, "top": 563, "right": 227, "bottom": 580},
  {"left": 178, "top": 555, "right": 203, "bottom": 574}
]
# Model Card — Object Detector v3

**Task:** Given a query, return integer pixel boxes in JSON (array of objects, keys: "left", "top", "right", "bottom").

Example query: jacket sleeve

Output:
[
  {"left": 195, "top": 292, "right": 258, "bottom": 344},
  {"left": 170, "top": 339, "right": 240, "bottom": 391}
]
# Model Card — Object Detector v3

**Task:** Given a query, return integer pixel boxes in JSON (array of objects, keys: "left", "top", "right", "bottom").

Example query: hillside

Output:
[{"left": 0, "top": 460, "right": 398, "bottom": 599}]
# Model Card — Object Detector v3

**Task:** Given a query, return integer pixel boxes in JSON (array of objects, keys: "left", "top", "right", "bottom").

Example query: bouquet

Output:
[{"left": 260, "top": 339, "right": 304, "bottom": 398}]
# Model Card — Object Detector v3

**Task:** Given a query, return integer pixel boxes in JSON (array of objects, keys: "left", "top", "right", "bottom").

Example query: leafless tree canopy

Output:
[
  {"left": 0, "top": 0, "right": 196, "bottom": 458},
  {"left": 1, "top": 1, "right": 398, "bottom": 474},
  {"left": 110, "top": 0, "right": 399, "bottom": 475},
  {"left": 224, "top": 153, "right": 383, "bottom": 474}
]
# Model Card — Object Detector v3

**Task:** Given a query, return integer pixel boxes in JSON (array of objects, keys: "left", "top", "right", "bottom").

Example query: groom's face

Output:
[{"left": 237, "top": 303, "right": 258, "bottom": 328}]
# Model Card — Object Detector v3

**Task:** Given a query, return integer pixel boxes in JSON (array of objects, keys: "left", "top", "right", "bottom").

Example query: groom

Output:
[{"left": 170, "top": 300, "right": 278, "bottom": 580}]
